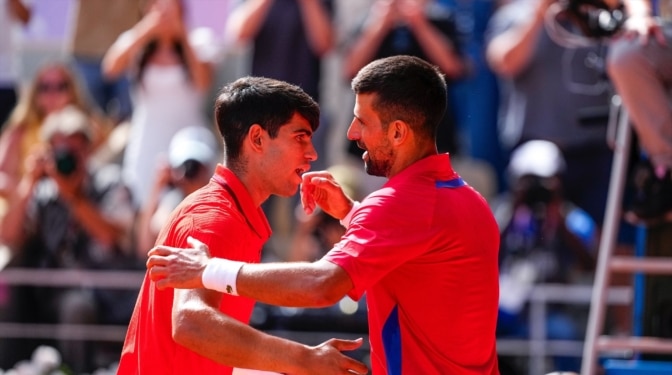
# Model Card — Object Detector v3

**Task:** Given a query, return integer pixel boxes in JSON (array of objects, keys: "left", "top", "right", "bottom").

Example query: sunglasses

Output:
[{"left": 37, "top": 81, "right": 70, "bottom": 94}]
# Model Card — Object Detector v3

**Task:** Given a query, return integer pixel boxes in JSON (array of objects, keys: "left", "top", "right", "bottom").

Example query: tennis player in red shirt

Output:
[
  {"left": 148, "top": 56, "right": 501, "bottom": 374},
  {"left": 118, "top": 76, "right": 368, "bottom": 375}
]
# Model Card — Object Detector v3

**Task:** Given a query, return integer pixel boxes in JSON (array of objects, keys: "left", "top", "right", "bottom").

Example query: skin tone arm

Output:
[
  {"left": 0, "top": 147, "right": 45, "bottom": 254},
  {"left": 8, "top": 0, "right": 31, "bottom": 24},
  {"left": 102, "top": 8, "right": 165, "bottom": 79},
  {"left": 147, "top": 171, "right": 357, "bottom": 306},
  {"left": 102, "top": 1, "right": 211, "bottom": 91},
  {"left": 0, "top": 127, "right": 26, "bottom": 197},
  {"left": 486, "top": 0, "right": 553, "bottom": 78},
  {"left": 297, "top": 0, "right": 335, "bottom": 56},
  {"left": 398, "top": 0, "right": 463, "bottom": 78},
  {"left": 343, "top": 0, "right": 462, "bottom": 79},
  {"left": 226, "top": 0, "right": 333, "bottom": 56},
  {"left": 172, "top": 287, "right": 368, "bottom": 374},
  {"left": 621, "top": 0, "right": 666, "bottom": 45}
]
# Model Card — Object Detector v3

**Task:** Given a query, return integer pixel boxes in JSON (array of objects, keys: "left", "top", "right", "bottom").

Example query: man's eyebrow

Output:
[{"left": 293, "top": 127, "right": 313, "bottom": 136}]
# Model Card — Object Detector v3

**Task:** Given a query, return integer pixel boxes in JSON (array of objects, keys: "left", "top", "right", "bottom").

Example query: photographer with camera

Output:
[
  {"left": 485, "top": 0, "right": 630, "bottom": 371},
  {"left": 0, "top": 106, "right": 136, "bottom": 373},
  {"left": 607, "top": 0, "right": 672, "bottom": 223},
  {"left": 493, "top": 140, "right": 598, "bottom": 373},
  {"left": 485, "top": 0, "right": 620, "bottom": 228},
  {"left": 136, "top": 125, "right": 219, "bottom": 255}
]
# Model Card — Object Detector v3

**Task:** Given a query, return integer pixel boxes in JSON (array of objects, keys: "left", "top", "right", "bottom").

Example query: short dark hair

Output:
[
  {"left": 351, "top": 55, "right": 447, "bottom": 140},
  {"left": 214, "top": 76, "right": 320, "bottom": 163}
]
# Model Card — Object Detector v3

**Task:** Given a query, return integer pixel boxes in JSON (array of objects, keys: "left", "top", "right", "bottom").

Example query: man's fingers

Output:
[
  {"left": 148, "top": 264, "right": 166, "bottom": 281},
  {"left": 155, "top": 279, "right": 170, "bottom": 290},
  {"left": 330, "top": 337, "right": 363, "bottom": 352},
  {"left": 146, "top": 254, "right": 169, "bottom": 268},
  {"left": 148, "top": 246, "right": 176, "bottom": 257},
  {"left": 187, "top": 236, "right": 211, "bottom": 257},
  {"left": 187, "top": 235, "right": 204, "bottom": 248},
  {"left": 345, "top": 358, "right": 368, "bottom": 375}
]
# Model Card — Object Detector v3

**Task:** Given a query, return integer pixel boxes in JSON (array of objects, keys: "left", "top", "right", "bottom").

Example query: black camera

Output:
[
  {"left": 566, "top": 0, "right": 626, "bottom": 38},
  {"left": 53, "top": 147, "right": 78, "bottom": 176},
  {"left": 175, "top": 159, "right": 203, "bottom": 181}
]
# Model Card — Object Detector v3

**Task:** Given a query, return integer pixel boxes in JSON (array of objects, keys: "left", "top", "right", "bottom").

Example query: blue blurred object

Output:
[{"left": 603, "top": 359, "right": 672, "bottom": 374}]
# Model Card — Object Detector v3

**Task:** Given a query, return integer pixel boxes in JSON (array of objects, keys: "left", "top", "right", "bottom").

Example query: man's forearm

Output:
[{"left": 205, "top": 259, "right": 352, "bottom": 308}]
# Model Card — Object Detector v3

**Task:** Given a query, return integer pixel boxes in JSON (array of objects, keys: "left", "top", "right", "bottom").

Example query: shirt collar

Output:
[{"left": 212, "top": 165, "right": 272, "bottom": 241}]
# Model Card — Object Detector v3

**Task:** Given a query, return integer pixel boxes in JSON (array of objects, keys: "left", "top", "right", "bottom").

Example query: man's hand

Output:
[
  {"left": 300, "top": 171, "right": 354, "bottom": 219},
  {"left": 301, "top": 338, "right": 369, "bottom": 375},
  {"left": 147, "top": 236, "right": 211, "bottom": 289},
  {"left": 621, "top": 14, "right": 667, "bottom": 46}
]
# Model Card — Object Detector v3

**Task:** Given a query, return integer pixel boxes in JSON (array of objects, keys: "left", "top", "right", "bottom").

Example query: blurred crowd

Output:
[{"left": 0, "top": 0, "right": 670, "bottom": 373}]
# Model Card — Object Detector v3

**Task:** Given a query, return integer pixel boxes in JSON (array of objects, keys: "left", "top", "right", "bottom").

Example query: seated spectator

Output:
[
  {"left": 0, "top": 106, "right": 136, "bottom": 373},
  {"left": 607, "top": 0, "right": 672, "bottom": 224}
]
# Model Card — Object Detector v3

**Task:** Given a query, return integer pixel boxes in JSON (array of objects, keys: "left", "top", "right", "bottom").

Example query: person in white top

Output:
[{"left": 103, "top": 0, "right": 214, "bottom": 208}]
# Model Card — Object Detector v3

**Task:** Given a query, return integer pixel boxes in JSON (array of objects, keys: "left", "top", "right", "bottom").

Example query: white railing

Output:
[
  {"left": 0, "top": 268, "right": 632, "bottom": 374},
  {"left": 498, "top": 283, "right": 632, "bottom": 375}
]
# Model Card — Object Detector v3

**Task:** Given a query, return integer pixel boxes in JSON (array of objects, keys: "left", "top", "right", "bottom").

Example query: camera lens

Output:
[
  {"left": 54, "top": 148, "right": 78, "bottom": 176},
  {"left": 181, "top": 159, "right": 203, "bottom": 180}
]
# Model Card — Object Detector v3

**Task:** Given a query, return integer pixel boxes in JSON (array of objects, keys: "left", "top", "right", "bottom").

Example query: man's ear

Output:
[
  {"left": 389, "top": 120, "right": 408, "bottom": 146},
  {"left": 248, "top": 124, "right": 264, "bottom": 151}
]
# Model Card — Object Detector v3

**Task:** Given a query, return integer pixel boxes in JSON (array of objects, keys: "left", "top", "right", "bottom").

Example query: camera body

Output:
[
  {"left": 53, "top": 147, "right": 78, "bottom": 176},
  {"left": 565, "top": 0, "right": 626, "bottom": 38},
  {"left": 173, "top": 159, "right": 204, "bottom": 181}
]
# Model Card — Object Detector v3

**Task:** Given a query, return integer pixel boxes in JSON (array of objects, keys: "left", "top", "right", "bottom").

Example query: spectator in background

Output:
[
  {"left": 0, "top": 106, "right": 136, "bottom": 373},
  {"left": 607, "top": 0, "right": 672, "bottom": 223},
  {"left": 0, "top": 0, "right": 32, "bottom": 129},
  {"left": 485, "top": 0, "right": 615, "bottom": 228},
  {"left": 493, "top": 140, "right": 596, "bottom": 373},
  {"left": 136, "top": 125, "right": 220, "bottom": 255},
  {"left": 0, "top": 61, "right": 111, "bottom": 210},
  {"left": 342, "top": 0, "right": 465, "bottom": 156},
  {"left": 103, "top": 0, "right": 214, "bottom": 208},
  {"left": 68, "top": 0, "right": 143, "bottom": 125}
]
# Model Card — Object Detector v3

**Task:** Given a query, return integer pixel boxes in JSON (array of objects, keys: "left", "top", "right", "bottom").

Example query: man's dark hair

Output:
[
  {"left": 351, "top": 55, "right": 447, "bottom": 140},
  {"left": 214, "top": 76, "right": 320, "bottom": 163}
]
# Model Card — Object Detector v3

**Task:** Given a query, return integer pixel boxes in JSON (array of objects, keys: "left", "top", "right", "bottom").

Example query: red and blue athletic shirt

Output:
[{"left": 324, "top": 153, "right": 500, "bottom": 375}]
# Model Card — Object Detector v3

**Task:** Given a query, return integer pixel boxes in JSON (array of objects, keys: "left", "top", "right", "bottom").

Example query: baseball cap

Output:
[
  {"left": 508, "top": 140, "right": 566, "bottom": 180},
  {"left": 168, "top": 126, "right": 219, "bottom": 170},
  {"left": 41, "top": 105, "right": 93, "bottom": 142}
]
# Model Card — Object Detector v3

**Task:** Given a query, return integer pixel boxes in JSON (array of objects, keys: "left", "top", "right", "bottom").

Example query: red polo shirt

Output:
[
  {"left": 324, "top": 153, "right": 500, "bottom": 375},
  {"left": 118, "top": 165, "right": 271, "bottom": 375}
]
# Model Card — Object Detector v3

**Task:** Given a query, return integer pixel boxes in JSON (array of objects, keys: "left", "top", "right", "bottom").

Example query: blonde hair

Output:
[{"left": 5, "top": 61, "right": 96, "bottom": 132}]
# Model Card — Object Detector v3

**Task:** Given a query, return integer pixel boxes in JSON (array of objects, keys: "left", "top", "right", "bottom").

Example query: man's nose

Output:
[{"left": 347, "top": 120, "right": 359, "bottom": 141}]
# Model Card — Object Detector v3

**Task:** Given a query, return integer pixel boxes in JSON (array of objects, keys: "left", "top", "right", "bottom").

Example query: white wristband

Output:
[
  {"left": 339, "top": 201, "right": 361, "bottom": 228},
  {"left": 202, "top": 258, "right": 245, "bottom": 295}
]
